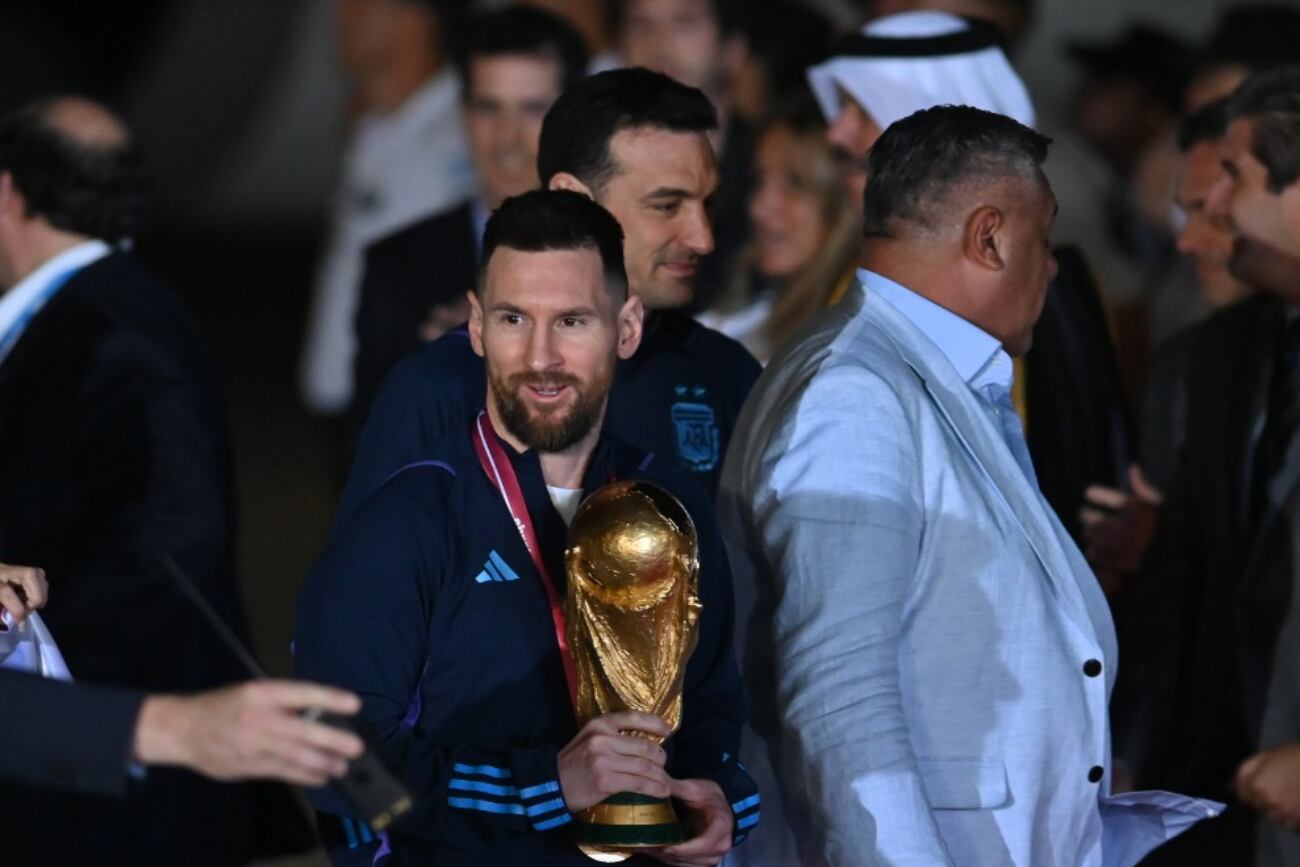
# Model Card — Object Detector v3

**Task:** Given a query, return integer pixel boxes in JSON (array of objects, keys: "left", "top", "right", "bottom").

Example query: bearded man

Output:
[{"left": 295, "top": 190, "right": 757, "bottom": 867}]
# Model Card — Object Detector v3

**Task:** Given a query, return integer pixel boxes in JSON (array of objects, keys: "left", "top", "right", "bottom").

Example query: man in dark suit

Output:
[
  {"left": 0, "top": 97, "right": 309, "bottom": 865},
  {"left": 349, "top": 6, "right": 589, "bottom": 437},
  {"left": 1115, "top": 67, "right": 1300, "bottom": 866}
]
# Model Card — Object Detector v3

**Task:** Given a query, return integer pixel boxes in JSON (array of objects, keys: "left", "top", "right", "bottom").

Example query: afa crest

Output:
[{"left": 671, "top": 386, "right": 720, "bottom": 472}]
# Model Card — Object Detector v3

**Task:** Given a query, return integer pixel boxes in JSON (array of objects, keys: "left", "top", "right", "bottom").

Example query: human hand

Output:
[
  {"left": 0, "top": 563, "right": 48, "bottom": 626},
  {"left": 650, "top": 778, "right": 735, "bottom": 866},
  {"left": 557, "top": 711, "right": 672, "bottom": 812},
  {"left": 133, "top": 679, "right": 364, "bottom": 787},
  {"left": 1080, "top": 465, "right": 1163, "bottom": 593},
  {"left": 1235, "top": 743, "right": 1300, "bottom": 829}
]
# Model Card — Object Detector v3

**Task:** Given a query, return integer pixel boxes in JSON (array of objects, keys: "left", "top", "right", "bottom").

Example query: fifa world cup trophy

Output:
[{"left": 564, "top": 480, "right": 702, "bottom": 861}]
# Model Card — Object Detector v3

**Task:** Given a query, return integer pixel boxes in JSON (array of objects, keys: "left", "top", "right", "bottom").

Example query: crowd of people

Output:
[{"left": 5, "top": 1, "right": 1300, "bottom": 866}]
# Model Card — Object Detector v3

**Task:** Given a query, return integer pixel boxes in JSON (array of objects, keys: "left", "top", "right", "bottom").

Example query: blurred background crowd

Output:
[{"left": 3, "top": 0, "right": 1300, "bottom": 864}]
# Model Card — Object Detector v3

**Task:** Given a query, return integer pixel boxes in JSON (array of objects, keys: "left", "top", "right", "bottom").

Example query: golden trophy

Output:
[{"left": 564, "top": 480, "right": 703, "bottom": 861}]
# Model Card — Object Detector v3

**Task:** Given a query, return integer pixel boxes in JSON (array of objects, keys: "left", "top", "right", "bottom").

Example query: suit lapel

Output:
[{"left": 863, "top": 292, "right": 1093, "bottom": 627}]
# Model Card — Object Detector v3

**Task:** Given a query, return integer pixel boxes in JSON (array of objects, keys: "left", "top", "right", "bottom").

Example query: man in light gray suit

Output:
[{"left": 718, "top": 106, "right": 1218, "bottom": 866}]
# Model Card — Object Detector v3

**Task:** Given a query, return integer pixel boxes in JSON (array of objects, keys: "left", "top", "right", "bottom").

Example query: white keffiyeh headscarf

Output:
[{"left": 807, "top": 11, "right": 1036, "bottom": 133}]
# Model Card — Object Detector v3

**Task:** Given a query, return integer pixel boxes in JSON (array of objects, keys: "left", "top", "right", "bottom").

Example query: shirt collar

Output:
[
  {"left": 0, "top": 240, "right": 111, "bottom": 344},
  {"left": 859, "top": 267, "right": 1013, "bottom": 392}
]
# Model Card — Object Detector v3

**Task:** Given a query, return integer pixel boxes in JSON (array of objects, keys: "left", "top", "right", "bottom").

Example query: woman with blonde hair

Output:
[{"left": 700, "top": 93, "right": 860, "bottom": 362}]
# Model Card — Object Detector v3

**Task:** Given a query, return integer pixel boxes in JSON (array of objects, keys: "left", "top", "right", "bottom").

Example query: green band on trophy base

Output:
[{"left": 573, "top": 792, "right": 686, "bottom": 847}]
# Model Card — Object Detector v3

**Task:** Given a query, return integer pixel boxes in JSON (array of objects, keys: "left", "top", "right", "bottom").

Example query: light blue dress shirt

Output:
[{"left": 860, "top": 268, "right": 1038, "bottom": 485}]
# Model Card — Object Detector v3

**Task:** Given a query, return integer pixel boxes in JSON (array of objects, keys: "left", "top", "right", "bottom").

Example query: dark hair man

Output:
[
  {"left": 610, "top": 0, "right": 755, "bottom": 299},
  {"left": 296, "top": 190, "right": 758, "bottom": 867},
  {"left": 1208, "top": 64, "right": 1300, "bottom": 261},
  {"left": 1072, "top": 99, "right": 1251, "bottom": 606},
  {"left": 718, "top": 106, "right": 1215, "bottom": 866},
  {"left": 338, "top": 68, "right": 761, "bottom": 525},
  {"left": 349, "top": 6, "right": 589, "bottom": 434},
  {"left": 1111, "top": 66, "right": 1300, "bottom": 867},
  {"left": 0, "top": 97, "right": 311, "bottom": 864}
]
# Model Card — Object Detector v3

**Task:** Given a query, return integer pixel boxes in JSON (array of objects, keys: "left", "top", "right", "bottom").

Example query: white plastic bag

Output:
[{"left": 0, "top": 611, "right": 71, "bottom": 680}]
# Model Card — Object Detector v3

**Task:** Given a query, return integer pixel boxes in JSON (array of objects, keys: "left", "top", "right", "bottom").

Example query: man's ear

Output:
[
  {"left": 467, "top": 288, "right": 486, "bottom": 358},
  {"left": 548, "top": 172, "right": 595, "bottom": 200},
  {"left": 617, "top": 293, "right": 644, "bottom": 361},
  {"left": 963, "top": 205, "right": 1006, "bottom": 271}
]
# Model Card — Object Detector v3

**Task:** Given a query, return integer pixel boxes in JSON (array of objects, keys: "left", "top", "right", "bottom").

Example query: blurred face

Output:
[
  {"left": 750, "top": 127, "right": 832, "bottom": 279},
  {"left": 619, "top": 0, "right": 725, "bottom": 92},
  {"left": 470, "top": 247, "right": 642, "bottom": 452},
  {"left": 1174, "top": 140, "right": 1252, "bottom": 306},
  {"left": 826, "top": 90, "right": 882, "bottom": 212},
  {"left": 591, "top": 127, "right": 718, "bottom": 309},
  {"left": 991, "top": 177, "right": 1059, "bottom": 356},
  {"left": 1208, "top": 117, "right": 1300, "bottom": 259},
  {"left": 464, "top": 55, "right": 563, "bottom": 207}
]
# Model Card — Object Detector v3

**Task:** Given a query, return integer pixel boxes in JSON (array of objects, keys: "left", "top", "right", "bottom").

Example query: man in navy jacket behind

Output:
[{"left": 295, "top": 190, "right": 758, "bottom": 867}]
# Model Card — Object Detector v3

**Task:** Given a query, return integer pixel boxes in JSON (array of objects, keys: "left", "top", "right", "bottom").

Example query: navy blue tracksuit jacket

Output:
[
  {"left": 295, "top": 425, "right": 759, "bottom": 866},
  {"left": 336, "top": 310, "right": 761, "bottom": 527}
]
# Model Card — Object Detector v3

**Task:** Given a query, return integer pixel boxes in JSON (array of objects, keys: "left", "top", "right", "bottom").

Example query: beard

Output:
[{"left": 489, "top": 367, "right": 610, "bottom": 453}]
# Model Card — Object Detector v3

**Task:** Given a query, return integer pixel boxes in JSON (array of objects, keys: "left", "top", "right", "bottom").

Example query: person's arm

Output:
[
  {"left": 652, "top": 486, "right": 758, "bottom": 866},
  {"left": 750, "top": 367, "right": 951, "bottom": 866},
  {"left": 296, "top": 471, "right": 669, "bottom": 847},
  {"left": 0, "top": 670, "right": 363, "bottom": 795}
]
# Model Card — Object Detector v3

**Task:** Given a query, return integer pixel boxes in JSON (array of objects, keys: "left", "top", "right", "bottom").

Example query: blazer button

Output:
[
  {"left": 1088, "top": 765, "right": 1104, "bottom": 783},
  {"left": 1083, "top": 659, "right": 1102, "bottom": 677}
]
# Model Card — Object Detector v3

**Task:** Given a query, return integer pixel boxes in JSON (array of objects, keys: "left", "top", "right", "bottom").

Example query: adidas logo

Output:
[{"left": 474, "top": 550, "right": 521, "bottom": 584}]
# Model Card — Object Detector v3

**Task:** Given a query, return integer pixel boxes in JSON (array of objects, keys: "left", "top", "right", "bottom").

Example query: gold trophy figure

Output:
[{"left": 564, "top": 480, "right": 702, "bottom": 860}]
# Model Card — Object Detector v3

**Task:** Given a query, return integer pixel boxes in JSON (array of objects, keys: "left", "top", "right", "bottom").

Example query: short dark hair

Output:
[
  {"left": 863, "top": 105, "right": 1051, "bottom": 239},
  {"left": 456, "top": 7, "right": 589, "bottom": 98},
  {"left": 610, "top": 0, "right": 741, "bottom": 37},
  {"left": 0, "top": 99, "right": 147, "bottom": 243},
  {"left": 1226, "top": 65, "right": 1300, "bottom": 192},
  {"left": 537, "top": 67, "right": 717, "bottom": 193},
  {"left": 1177, "top": 97, "right": 1230, "bottom": 152},
  {"left": 479, "top": 189, "right": 627, "bottom": 298}
]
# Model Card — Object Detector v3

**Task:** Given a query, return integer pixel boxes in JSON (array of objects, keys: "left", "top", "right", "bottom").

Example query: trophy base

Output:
[{"left": 573, "top": 792, "right": 685, "bottom": 857}]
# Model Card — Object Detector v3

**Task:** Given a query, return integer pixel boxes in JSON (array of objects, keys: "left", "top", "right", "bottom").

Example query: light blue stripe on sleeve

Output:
[
  {"left": 448, "top": 797, "right": 525, "bottom": 816},
  {"left": 525, "top": 797, "right": 567, "bottom": 817},
  {"left": 534, "top": 813, "right": 573, "bottom": 831},
  {"left": 731, "top": 794, "right": 760, "bottom": 814},
  {"left": 737, "top": 812, "right": 761, "bottom": 830},
  {"left": 449, "top": 779, "right": 520, "bottom": 797},
  {"left": 453, "top": 763, "right": 512, "bottom": 779},
  {"left": 519, "top": 780, "right": 561, "bottom": 799}
]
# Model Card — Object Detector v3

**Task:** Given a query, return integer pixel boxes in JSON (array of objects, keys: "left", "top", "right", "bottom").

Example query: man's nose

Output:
[
  {"left": 682, "top": 204, "right": 714, "bottom": 256},
  {"left": 527, "top": 327, "right": 561, "bottom": 370}
]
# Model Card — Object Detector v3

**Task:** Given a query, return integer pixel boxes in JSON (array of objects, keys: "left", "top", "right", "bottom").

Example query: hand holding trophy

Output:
[{"left": 564, "top": 480, "right": 703, "bottom": 862}]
